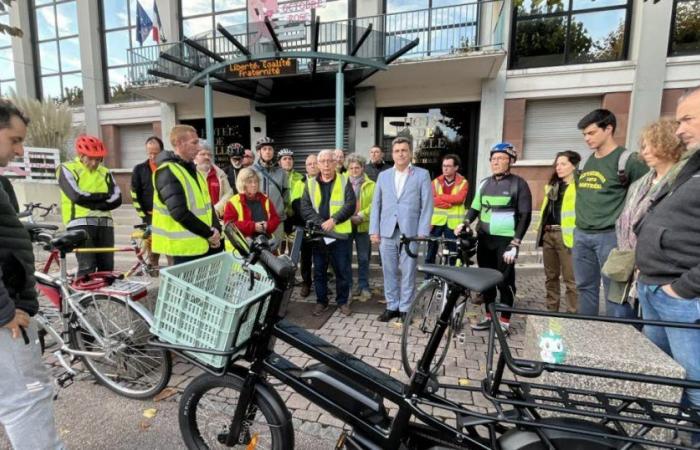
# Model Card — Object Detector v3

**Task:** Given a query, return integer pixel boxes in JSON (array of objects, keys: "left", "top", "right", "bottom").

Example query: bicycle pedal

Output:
[{"left": 56, "top": 371, "right": 74, "bottom": 389}]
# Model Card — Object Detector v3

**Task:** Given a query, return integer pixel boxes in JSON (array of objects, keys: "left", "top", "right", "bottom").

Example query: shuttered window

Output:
[
  {"left": 120, "top": 124, "right": 156, "bottom": 169},
  {"left": 523, "top": 97, "right": 602, "bottom": 161},
  {"left": 267, "top": 109, "right": 349, "bottom": 172}
]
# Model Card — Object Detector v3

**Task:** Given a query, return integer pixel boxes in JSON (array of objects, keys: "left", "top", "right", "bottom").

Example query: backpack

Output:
[{"left": 617, "top": 149, "right": 633, "bottom": 187}]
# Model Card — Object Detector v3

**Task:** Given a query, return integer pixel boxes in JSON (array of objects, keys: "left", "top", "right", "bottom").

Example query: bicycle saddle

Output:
[
  {"left": 50, "top": 229, "right": 88, "bottom": 252},
  {"left": 417, "top": 265, "right": 503, "bottom": 292}
]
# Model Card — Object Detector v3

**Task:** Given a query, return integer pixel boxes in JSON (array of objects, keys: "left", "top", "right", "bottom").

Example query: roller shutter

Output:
[
  {"left": 119, "top": 123, "right": 156, "bottom": 169},
  {"left": 523, "top": 97, "right": 602, "bottom": 161},
  {"left": 267, "top": 108, "right": 351, "bottom": 172}
]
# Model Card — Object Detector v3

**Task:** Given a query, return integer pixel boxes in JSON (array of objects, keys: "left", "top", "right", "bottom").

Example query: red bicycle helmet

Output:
[{"left": 75, "top": 135, "right": 107, "bottom": 158}]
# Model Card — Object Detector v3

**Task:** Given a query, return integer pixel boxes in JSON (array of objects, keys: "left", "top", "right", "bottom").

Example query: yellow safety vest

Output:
[
  {"left": 306, "top": 174, "right": 351, "bottom": 234},
  {"left": 152, "top": 162, "right": 213, "bottom": 256},
  {"left": 431, "top": 177, "right": 467, "bottom": 229},
  {"left": 538, "top": 183, "right": 576, "bottom": 248},
  {"left": 228, "top": 194, "right": 273, "bottom": 223},
  {"left": 58, "top": 158, "right": 113, "bottom": 227},
  {"left": 355, "top": 175, "right": 375, "bottom": 233}
]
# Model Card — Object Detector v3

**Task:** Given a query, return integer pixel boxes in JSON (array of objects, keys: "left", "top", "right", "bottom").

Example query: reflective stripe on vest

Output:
[
  {"left": 228, "top": 194, "right": 272, "bottom": 223},
  {"left": 151, "top": 162, "right": 213, "bottom": 256},
  {"left": 307, "top": 174, "right": 351, "bottom": 234},
  {"left": 58, "top": 158, "right": 112, "bottom": 227},
  {"left": 430, "top": 178, "right": 467, "bottom": 229},
  {"left": 538, "top": 183, "right": 576, "bottom": 248}
]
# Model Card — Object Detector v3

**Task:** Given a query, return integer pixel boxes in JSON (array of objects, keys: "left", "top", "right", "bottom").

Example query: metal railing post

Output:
[{"left": 335, "top": 62, "right": 344, "bottom": 149}]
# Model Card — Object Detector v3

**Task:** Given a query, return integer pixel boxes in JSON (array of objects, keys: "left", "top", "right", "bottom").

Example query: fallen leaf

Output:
[
  {"left": 139, "top": 419, "right": 152, "bottom": 430},
  {"left": 143, "top": 408, "right": 158, "bottom": 419},
  {"left": 153, "top": 387, "right": 177, "bottom": 402},
  {"left": 458, "top": 378, "right": 470, "bottom": 386}
]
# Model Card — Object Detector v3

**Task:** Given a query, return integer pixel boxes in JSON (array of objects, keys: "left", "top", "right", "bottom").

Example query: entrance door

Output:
[
  {"left": 378, "top": 103, "right": 480, "bottom": 203},
  {"left": 267, "top": 107, "right": 351, "bottom": 172}
]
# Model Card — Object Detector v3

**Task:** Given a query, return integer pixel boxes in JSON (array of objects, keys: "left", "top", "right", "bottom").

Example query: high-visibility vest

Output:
[
  {"left": 152, "top": 162, "right": 213, "bottom": 256},
  {"left": 228, "top": 194, "right": 273, "bottom": 224},
  {"left": 306, "top": 174, "right": 351, "bottom": 234},
  {"left": 58, "top": 158, "right": 113, "bottom": 227},
  {"left": 355, "top": 175, "right": 375, "bottom": 233},
  {"left": 431, "top": 177, "right": 467, "bottom": 229},
  {"left": 538, "top": 183, "right": 576, "bottom": 248}
]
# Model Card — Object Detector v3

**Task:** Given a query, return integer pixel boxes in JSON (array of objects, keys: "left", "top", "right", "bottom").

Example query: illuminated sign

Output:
[{"left": 228, "top": 58, "right": 297, "bottom": 78}]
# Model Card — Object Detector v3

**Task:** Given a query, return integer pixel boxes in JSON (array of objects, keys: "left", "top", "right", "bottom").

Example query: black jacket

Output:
[
  {"left": 57, "top": 163, "right": 123, "bottom": 216},
  {"left": 154, "top": 151, "right": 220, "bottom": 239},
  {"left": 364, "top": 161, "right": 391, "bottom": 182},
  {"left": 224, "top": 165, "right": 241, "bottom": 195},
  {"left": 300, "top": 174, "right": 356, "bottom": 231},
  {"left": 131, "top": 160, "right": 155, "bottom": 224},
  {"left": 635, "top": 151, "right": 700, "bottom": 299},
  {"left": 0, "top": 184, "right": 38, "bottom": 326},
  {"left": 0, "top": 175, "right": 19, "bottom": 212}
]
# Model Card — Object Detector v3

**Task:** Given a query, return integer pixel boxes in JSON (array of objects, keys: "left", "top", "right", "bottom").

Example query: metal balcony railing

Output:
[{"left": 127, "top": 0, "right": 506, "bottom": 87}]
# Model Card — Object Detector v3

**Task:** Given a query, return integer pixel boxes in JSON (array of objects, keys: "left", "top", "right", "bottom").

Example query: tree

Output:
[
  {"left": 672, "top": 0, "right": 700, "bottom": 54},
  {"left": 0, "top": 0, "right": 23, "bottom": 38},
  {"left": 590, "top": 19, "right": 626, "bottom": 62},
  {"left": 513, "top": 16, "right": 593, "bottom": 67},
  {"left": 8, "top": 90, "right": 75, "bottom": 161}
]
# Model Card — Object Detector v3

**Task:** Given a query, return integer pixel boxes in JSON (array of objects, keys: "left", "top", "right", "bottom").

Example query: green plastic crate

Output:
[{"left": 151, "top": 252, "right": 275, "bottom": 368}]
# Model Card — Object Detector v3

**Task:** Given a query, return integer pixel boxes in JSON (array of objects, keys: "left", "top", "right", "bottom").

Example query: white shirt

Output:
[{"left": 394, "top": 165, "right": 410, "bottom": 198}]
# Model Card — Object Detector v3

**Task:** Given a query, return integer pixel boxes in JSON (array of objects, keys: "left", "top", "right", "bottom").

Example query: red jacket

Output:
[{"left": 223, "top": 192, "right": 281, "bottom": 237}]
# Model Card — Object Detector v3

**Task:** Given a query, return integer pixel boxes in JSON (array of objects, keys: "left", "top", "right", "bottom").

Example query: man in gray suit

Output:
[{"left": 370, "top": 137, "right": 433, "bottom": 322}]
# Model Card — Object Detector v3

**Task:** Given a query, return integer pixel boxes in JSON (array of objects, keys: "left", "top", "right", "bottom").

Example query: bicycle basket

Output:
[{"left": 151, "top": 252, "right": 275, "bottom": 368}]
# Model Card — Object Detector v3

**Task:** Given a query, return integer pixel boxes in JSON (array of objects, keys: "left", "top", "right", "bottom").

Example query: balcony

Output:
[{"left": 126, "top": 1, "right": 506, "bottom": 104}]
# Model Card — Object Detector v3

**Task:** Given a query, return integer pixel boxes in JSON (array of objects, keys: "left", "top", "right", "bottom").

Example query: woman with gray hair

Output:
[
  {"left": 346, "top": 153, "right": 376, "bottom": 302},
  {"left": 223, "top": 167, "right": 280, "bottom": 238}
]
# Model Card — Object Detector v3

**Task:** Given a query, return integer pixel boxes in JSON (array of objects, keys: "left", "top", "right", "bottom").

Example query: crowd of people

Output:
[{"left": 0, "top": 85, "right": 699, "bottom": 447}]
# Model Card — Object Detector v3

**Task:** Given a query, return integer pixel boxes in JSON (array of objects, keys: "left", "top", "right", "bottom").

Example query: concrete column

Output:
[
  {"left": 76, "top": 0, "right": 105, "bottom": 137},
  {"left": 476, "top": 1, "right": 511, "bottom": 183},
  {"left": 249, "top": 101, "right": 266, "bottom": 146},
  {"left": 626, "top": 0, "right": 674, "bottom": 151},
  {"left": 354, "top": 87, "right": 376, "bottom": 156},
  {"left": 156, "top": 0, "right": 181, "bottom": 43},
  {"left": 9, "top": 0, "right": 37, "bottom": 98},
  {"left": 159, "top": 102, "right": 177, "bottom": 149}
]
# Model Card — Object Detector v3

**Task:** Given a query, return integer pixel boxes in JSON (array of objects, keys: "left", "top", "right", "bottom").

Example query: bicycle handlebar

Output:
[
  {"left": 399, "top": 230, "right": 476, "bottom": 260},
  {"left": 19, "top": 203, "right": 57, "bottom": 219},
  {"left": 303, "top": 221, "right": 348, "bottom": 241}
]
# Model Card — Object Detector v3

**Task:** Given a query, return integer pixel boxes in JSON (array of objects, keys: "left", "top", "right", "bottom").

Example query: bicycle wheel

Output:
[
  {"left": 69, "top": 293, "right": 171, "bottom": 399},
  {"left": 180, "top": 373, "right": 294, "bottom": 450},
  {"left": 401, "top": 279, "right": 453, "bottom": 377}
]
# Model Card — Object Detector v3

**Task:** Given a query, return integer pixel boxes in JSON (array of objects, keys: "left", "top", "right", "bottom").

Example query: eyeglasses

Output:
[
  {"left": 317, "top": 159, "right": 334, "bottom": 164},
  {"left": 442, "top": 164, "right": 455, "bottom": 168},
  {"left": 491, "top": 156, "right": 510, "bottom": 162}
]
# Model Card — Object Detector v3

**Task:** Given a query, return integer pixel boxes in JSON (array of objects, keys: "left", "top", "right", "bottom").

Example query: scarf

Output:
[{"left": 616, "top": 147, "right": 699, "bottom": 251}]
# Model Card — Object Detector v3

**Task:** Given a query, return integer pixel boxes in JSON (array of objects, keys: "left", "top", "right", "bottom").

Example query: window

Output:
[
  {"left": 522, "top": 97, "right": 601, "bottom": 161},
  {"left": 510, "top": 0, "right": 632, "bottom": 69},
  {"left": 101, "top": 0, "right": 148, "bottom": 102},
  {"left": 181, "top": 0, "right": 248, "bottom": 39},
  {"left": 385, "top": 0, "right": 480, "bottom": 57},
  {"left": 0, "top": 11, "right": 15, "bottom": 96},
  {"left": 669, "top": 0, "right": 700, "bottom": 56},
  {"left": 32, "top": 0, "right": 83, "bottom": 105}
]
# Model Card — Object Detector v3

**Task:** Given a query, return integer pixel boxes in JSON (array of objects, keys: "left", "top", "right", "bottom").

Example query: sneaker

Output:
[
  {"left": 313, "top": 303, "right": 329, "bottom": 316},
  {"left": 471, "top": 316, "right": 492, "bottom": 331},
  {"left": 300, "top": 284, "right": 311, "bottom": 298},
  {"left": 339, "top": 304, "right": 352, "bottom": 316},
  {"left": 377, "top": 298, "right": 387, "bottom": 304},
  {"left": 351, "top": 288, "right": 362, "bottom": 298},
  {"left": 357, "top": 290, "right": 372, "bottom": 302},
  {"left": 499, "top": 320, "right": 511, "bottom": 335},
  {"left": 377, "top": 309, "right": 400, "bottom": 322}
]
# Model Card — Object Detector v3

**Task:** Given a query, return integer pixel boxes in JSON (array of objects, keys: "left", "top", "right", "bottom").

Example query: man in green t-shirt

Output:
[{"left": 573, "top": 109, "right": 648, "bottom": 318}]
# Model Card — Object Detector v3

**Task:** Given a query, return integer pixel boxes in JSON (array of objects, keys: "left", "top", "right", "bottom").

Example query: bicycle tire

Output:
[
  {"left": 401, "top": 279, "right": 453, "bottom": 378},
  {"left": 179, "top": 372, "right": 294, "bottom": 450},
  {"left": 69, "top": 293, "right": 171, "bottom": 399}
]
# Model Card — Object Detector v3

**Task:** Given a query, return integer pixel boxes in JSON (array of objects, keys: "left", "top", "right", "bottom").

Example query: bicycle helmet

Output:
[
  {"left": 277, "top": 148, "right": 293, "bottom": 158},
  {"left": 75, "top": 135, "right": 107, "bottom": 158},
  {"left": 490, "top": 142, "right": 517, "bottom": 162},
  {"left": 255, "top": 136, "right": 274, "bottom": 150},
  {"left": 227, "top": 142, "right": 245, "bottom": 158}
]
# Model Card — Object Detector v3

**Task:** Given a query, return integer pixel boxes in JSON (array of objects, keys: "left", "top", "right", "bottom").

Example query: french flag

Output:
[{"left": 152, "top": 0, "right": 165, "bottom": 43}]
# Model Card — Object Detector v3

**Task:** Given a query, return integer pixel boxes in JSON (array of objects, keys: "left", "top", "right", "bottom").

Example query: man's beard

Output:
[
  {"left": 197, "top": 163, "right": 211, "bottom": 173},
  {"left": 231, "top": 160, "right": 242, "bottom": 169}
]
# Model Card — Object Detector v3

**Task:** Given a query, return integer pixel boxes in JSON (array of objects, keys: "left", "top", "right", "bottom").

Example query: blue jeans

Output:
[
  {"left": 425, "top": 225, "right": 457, "bottom": 266},
  {"left": 572, "top": 228, "right": 634, "bottom": 318},
  {"left": 0, "top": 320, "right": 64, "bottom": 450},
  {"left": 313, "top": 238, "right": 351, "bottom": 306},
  {"left": 638, "top": 281, "right": 700, "bottom": 445},
  {"left": 350, "top": 230, "right": 370, "bottom": 292}
]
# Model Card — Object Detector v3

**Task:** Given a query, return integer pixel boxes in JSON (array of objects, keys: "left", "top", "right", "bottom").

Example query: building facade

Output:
[{"left": 2, "top": 0, "right": 699, "bottom": 206}]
